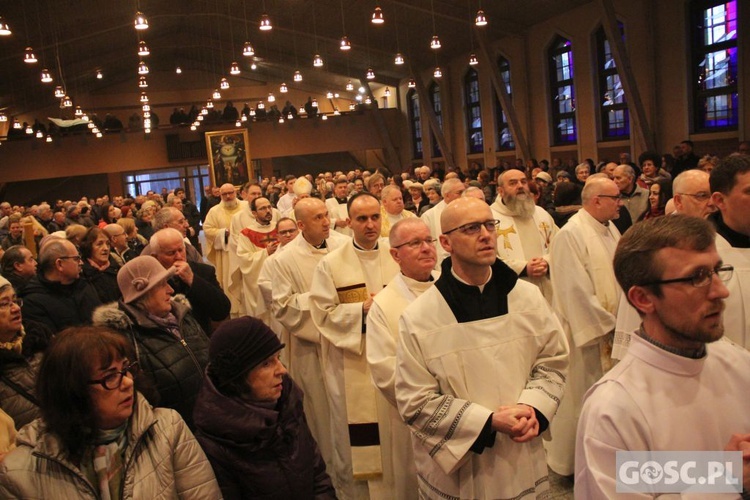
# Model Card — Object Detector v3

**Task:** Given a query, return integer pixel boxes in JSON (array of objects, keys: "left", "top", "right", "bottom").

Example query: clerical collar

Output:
[
  {"left": 450, "top": 266, "right": 492, "bottom": 292},
  {"left": 335, "top": 196, "right": 348, "bottom": 204},
  {"left": 401, "top": 272, "right": 433, "bottom": 283},
  {"left": 637, "top": 326, "right": 706, "bottom": 359},
  {"left": 709, "top": 211, "right": 750, "bottom": 248},
  {"left": 353, "top": 240, "right": 378, "bottom": 251},
  {"left": 313, "top": 240, "right": 327, "bottom": 250}
]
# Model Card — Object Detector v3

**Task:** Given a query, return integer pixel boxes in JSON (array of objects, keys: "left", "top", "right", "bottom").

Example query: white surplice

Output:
[
  {"left": 420, "top": 200, "right": 447, "bottom": 269},
  {"left": 202, "top": 200, "right": 245, "bottom": 316},
  {"left": 546, "top": 208, "right": 621, "bottom": 476},
  {"left": 325, "top": 197, "right": 353, "bottom": 237}
]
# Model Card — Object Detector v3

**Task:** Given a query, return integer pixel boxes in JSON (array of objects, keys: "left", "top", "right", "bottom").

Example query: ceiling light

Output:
[
  {"left": 190, "top": 124, "right": 197, "bottom": 131},
  {"left": 311, "top": 98, "right": 318, "bottom": 108},
  {"left": 334, "top": 93, "right": 340, "bottom": 98},
  {"left": 41, "top": 69, "right": 53, "bottom": 83},
  {"left": 430, "top": 35, "right": 441, "bottom": 50},
  {"left": 469, "top": 53, "right": 478, "bottom": 65},
  {"left": 365, "top": 97, "right": 372, "bottom": 104},
  {"left": 408, "top": 79, "right": 416, "bottom": 88},
  {"left": 394, "top": 53, "right": 404, "bottom": 65},
  {"left": 175, "top": 66, "right": 182, "bottom": 74},
  {"left": 340, "top": 36, "right": 351, "bottom": 51},
  {"left": 241, "top": 114, "right": 247, "bottom": 122},
  {"left": 475, "top": 9, "right": 488, "bottom": 26},
  {"left": 54, "top": 86, "right": 65, "bottom": 98},
  {"left": 349, "top": 103, "right": 356, "bottom": 110},
  {"left": 235, "top": 119, "right": 242, "bottom": 127},
  {"left": 287, "top": 112, "right": 294, "bottom": 120},
  {"left": 280, "top": 82, "right": 288, "bottom": 93},
  {"left": 346, "top": 80, "right": 354, "bottom": 91},
  {"left": 0, "top": 113, "right": 7, "bottom": 122},
  {"left": 326, "top": 91, "right": 334, "bottom": 99},
  {"left": 140, "top": 92, "right": 149, "bottom": 103},
  {"left": 138, "top": 76, "right": 148, "bottom": 88},
  {"left": 259, "top": 13, "right": 272, "bottom": 31},
  {"left": 134, "top": 12, "right": 148, "bottom": 30},
  {"left": 144, "top": 127, "right": 151, "bottom": 134},
  {"left": 12, "top": 119, "right": 21, "bottom": 129},
  {"left": 433, "top": 67, "right": 442, "bottom": 78},
  {"left": 46, "top": 135, "right": 53, "bottom": 143},
  {"left": 81, "top": 114, "right": 89, "bottom": 122},
  {"left": 88, "top": 122, "right": 95, "bottom": 129},
  {"left": 206, "top": 99, "right": 214, "bottom": 109},
  {"left": 143, "top": 111, "right": 151, "bottom": 118},
  {"left": 384, "top": 87, "right": 391, "bottom": 97},
  {"left": 96, "top": 132, "right": 103, "bottom": 138},
  {"left": 358, "top": 86, "right": 366, "bottom": 94},
  {"left": 142, "top": 104, "right": 150, "bottom": 112},
  {"left": 366, "top": 68, "right": 375, "bottom": 80},
  {"left": 299, "top": 106, "right": 305, "bottom": 114},
  {"left": 201, "top": 107, "right": 208, "bottom": 115},
  {"left": 355, "top": 94, "right": 363, "bottom": 102},
  {"left": 96, "top": 70, "right": 103, "bottom": 79},
  {"left": 62, "top": 95, "right": 73, "bottom": 108},
  {"left": 313, "top": 54, "right": 323, "bottom": 67},
  {"left": 0, "top": 17, "right": 11, "bottom": 36},
  {"left": 26, "top": 126, "right": 33, "bottom": 135},
  {"left": 278, "top": 116, "right": 284, "bottom": 123},
  {"left": 230, "top": 61, "right": 240, "bottom": 75},
  {"left": 293, "top": 70, "right": 302, "bottom": 82},
  {"left": 220, "top": 78, "right": 229, "bottom": 89},
  {"left": 250, "top": 62, "right": 257, "bottom": 70},
  {"left": 371, "top": 6, "right": 384, "bottom": 24},
  {"left": 333, "top": 109, "right": 340, "bottom": 116},
  {"left": 35, "top": 130, "right": 43, "bottom": 138},
  {"left": 74, "top": 106, "right": 83, "bottom": 117},
  {"left": 243, "top": 42, "right": 255, "bottom": 56},
  {"left": 213, "top": 89, "right": 222, "bottom": 99},
  {"left": 321, "top": 114, "right": 328, "bottom": 120},
  {"left": 138, "top": 41, "right": 150, "bottom": 56},
  {"left": 138, "top": 61, "right": 149, "bottom": 75},
  {"left": 24, "top": 47, "right": 37, "bottom": 64},
  {"left": 143, "top": 118, "right": 151, "bottom": 128},
  {"left": 197, "top": 114, "right": 204, "bottom": 121},
  {"left": 268, "top": 93, "right": 275, "bottom": 103}
]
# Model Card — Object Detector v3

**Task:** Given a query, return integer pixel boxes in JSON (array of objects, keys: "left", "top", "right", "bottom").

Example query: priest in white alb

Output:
[
  {"left": 325, "top": 176, "right": 352, "bottom": 237},
  {"left": 420, "top": 178, "right": 465, "bottom": 269}
]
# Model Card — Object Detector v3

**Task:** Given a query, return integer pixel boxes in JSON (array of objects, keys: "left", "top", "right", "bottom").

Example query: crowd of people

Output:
[{"left": 0, "top": 139, "right": 748, "bottom": 498}]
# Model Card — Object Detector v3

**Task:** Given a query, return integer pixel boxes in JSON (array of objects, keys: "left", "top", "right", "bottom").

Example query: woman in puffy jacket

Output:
[
  {"left": 193, "top": 316, "right": 336, "bottom": 499},
  {"left": 0, "top": 326, "right": 220, "bottom": 499}
]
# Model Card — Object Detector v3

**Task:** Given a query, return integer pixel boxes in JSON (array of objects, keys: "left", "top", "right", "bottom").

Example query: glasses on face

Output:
[
  {"left": 393, "top": 237, "right": 437, "bottom": 250},
  {"left": 640, "top": 265, "right": 734, "bottom": 288},
  {"left": 88, "top": 361, "right": 139, "bottom": 390},
  {"left": 278, "top": 228, "right": 298, "bottom": 236},
  {"left": 0, "top": 297, "right": 22, "bottom": 309},
  {"left": 444, "top": 219, "right": 500, "bottom": 236},
  {"left": 58, "top": 255, "right": 82, "bottom": 262},
  {"left": 678, "top": 192, "right": 711, "bottom": 202},
  {"left": 597, "top": 194, "right": 623, "bottom": 201}
]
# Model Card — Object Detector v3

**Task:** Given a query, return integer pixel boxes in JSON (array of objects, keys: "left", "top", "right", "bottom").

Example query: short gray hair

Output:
[
  {"left": 152, "top": 207, "right": 180, "bottom": 230},
  {"left": 149, "top": 227, "right": 184, "bottom": 254}
]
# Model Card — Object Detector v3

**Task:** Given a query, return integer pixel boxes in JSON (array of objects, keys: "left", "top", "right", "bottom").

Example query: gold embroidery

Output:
[
  {"left": 496, "top": 225, "right": 517, "bottom": 250},
  {"left": 539, "top": 221, "right": 552, "bottom": 247},
  {"left": 337, "top": 285, "right": 369, "bottom": 304}
]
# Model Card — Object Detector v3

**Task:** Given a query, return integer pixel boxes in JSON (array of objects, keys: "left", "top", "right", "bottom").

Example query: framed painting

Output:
[{"left": 205, "top": 129, "right": 252, "bottom": 187}]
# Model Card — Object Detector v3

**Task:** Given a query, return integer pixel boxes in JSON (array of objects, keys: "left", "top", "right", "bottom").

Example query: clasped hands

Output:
[{"left": 491, "top": 404, "right": 539, "bottom": 443}]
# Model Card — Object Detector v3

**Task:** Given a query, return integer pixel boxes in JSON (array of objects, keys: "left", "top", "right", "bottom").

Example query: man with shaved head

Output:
[
  {"left": 395, "top": 197, "right": 568, "bottom": 499},
  {"left": 546, "top": 174, "right": 623, "bottom": 476},
  {"left": 420, "top": 177, "right": 466, "bottom": 268}
]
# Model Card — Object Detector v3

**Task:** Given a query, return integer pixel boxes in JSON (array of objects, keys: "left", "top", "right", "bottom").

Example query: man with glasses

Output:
[
  {"left": 20, "top": 239, "right": 101, "bottom": 332},
  {"left": 366, "top": 218, "right": 439, "bottom": 499},
  {"left": 672, "top": 169, "right": 716, "bottom": 218},
  {"left": 395, "top": 197, "right": 568, "bottom": 500},
  {"left": 709, "top": 154, "right": 750, "bottom": 348},
  {"left": 576, "top": 215, "right": 750, "bottom": 497},
  {"left": 546, "top": 174, "right": 623, "bottom": 477}
]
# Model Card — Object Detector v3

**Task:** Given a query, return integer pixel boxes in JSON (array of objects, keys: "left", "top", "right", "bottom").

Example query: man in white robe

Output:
[
  {"left": 310, "top": 192, "right": 399, "bottom": 500},
  {"left": 379, "top": 185, "right": 415, "bottom": 237},
  {"left": 420, "top": 178, "right": 465, "bottom": 269},
  {"left": 576, "top": 214, "right": 750, "bottom": 498},
  {"left": 228, "top": 196, "right": 278, "bottom": 321},
  {"left": 366, "top": 218, "right": 438, "bottom": 500},
  {"left": 276, "top": 175, "right": 297, "bottom": 217},
  {"left": 546, "top": 174, "right": 622, "bottom": 476},
  {"left": 326, "top": 176, "right": 352, "bottom": 237},
  {"left": 490, "top": 169, "right": 558, "bottom": 302},
  {"left": 395, "top": 197, "right": 568, "bottom": 500},
  {"left": 202, "top": 183, "right": 245, "bottom": 315}
]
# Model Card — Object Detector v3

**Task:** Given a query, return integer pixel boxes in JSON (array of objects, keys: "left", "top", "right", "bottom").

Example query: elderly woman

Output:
[
  {"left": 0, "top": 276, "right": 53, "bottom": 429},
  {"left": 80, "top": 227, "right": 121, "bottom": 304},
  {"left": 0, "top": 326, "right": 220, "bottom": 498},
  {"left": 637, "top": 151, "right": 672, "bottom": 189},
  {"left": 93, "top": 256, "right": 209, "bottom": 427},
  {"left": 193, "top": 317, "right": 335, "bottom": 499}
]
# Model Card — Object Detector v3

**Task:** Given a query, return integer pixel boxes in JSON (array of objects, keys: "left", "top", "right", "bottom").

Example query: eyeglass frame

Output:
[
  {"left": 392, "top": 237, "right": 438, "bottom": 250},
  {"left": 638, "top": 265, "right": 734, "bottom": 288},
  {"left": 596, "top": 194, "right": 623, "bottom": 201},
  {"left": 0, "top": 297, "right": 22, "bottom": 309},
  {"left": 58, "top": 255, "right": 82, "bottom": 262},
  {"left": 677, "top": 192, "right": 712, "bottom": 202},
  {"left": 443, "top": 219, "right": 500, "bottom": 236},
  {"left": 87, "top": 361, "right": 139, "bottom": 390},
  {"left": 277, "top": 228, "right": 298, "bottom": 236}
]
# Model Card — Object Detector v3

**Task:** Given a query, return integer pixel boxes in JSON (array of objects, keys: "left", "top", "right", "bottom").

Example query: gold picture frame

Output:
[{"left": 205, "top": 129, "right": 252, "bottom": 187}]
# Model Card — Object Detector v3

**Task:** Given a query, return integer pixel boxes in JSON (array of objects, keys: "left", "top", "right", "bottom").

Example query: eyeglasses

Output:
[
  {"left": 597, "top": 194, "right": 623, "bottom": 201},
  {"left": 58, "top": 255, "right": 82, "bottom": 262},
  {"left": 88, "top": 361, "right": 139, "bottom": 390},
  {"left": 0, "top": 297, "right": 22, "bottom": 309},
  {"left": 640, "top": 265, "right": 734, "bottom": 288},
  {"left": 678, "top": 192, "right": 711, "bottom": 202},
  {"left": 443, "top": 219, "right": 500, "bottom": 236},
  {"left": 393, "top": 237, "right": 437, "bottom": 249}
]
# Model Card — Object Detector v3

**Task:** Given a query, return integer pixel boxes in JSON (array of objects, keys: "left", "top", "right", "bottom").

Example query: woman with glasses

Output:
[
  {"left": 0, "top": 326, "right": 220, "bottom": 498},
  {"left": 0, "top": 276, "right": 53, "bottom": 429}
]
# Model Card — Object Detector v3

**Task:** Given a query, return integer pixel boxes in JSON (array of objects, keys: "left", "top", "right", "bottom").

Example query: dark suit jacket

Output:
[{"left": 168, "top": 261, "right": 230, "bottom": 335}]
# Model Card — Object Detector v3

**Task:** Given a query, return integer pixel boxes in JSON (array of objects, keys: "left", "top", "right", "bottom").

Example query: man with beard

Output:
[
  {"left": 228, "top": 196, "right": 278, "bottom": 321},
  {"left": 490, "top": 169, "right": 558, "bottom": 302},
  {"left": 546, "top": 174, "right": 622, "bottom": 476},
  {"left": 575, "top": 215, "right": 750, "bottom": 498},
  {"left": 203, "top": 184, "right": 244, "bottom": 315}
]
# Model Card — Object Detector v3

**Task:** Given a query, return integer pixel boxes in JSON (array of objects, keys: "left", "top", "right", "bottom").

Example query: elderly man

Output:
[
  {"left": 421, "top": 178, "right": 466, "bottom": 268},
  {"left": 310, "top": 192, "right": 399, "bottom": 499},
  {"left": 267, "top": 199, "right": 350, "bottom": 491},
  {"left": 379, "top": 185, "right": 415, "bottom": 237},
  {"left": 396, "top": 197, "right": 568, "bottom": 499},
  {"left": 20, "top": 239, "right": 101, "bottom": 332},
  {"left": 576, "top": 215, "right": 750, "bottom": 497},
  {"left": 709, "top": 155, "right": 750, "bottom": 349},
  {"left": 150, "top": 228, "right": 230, "bottom": 334},
  {"left": 203, "top": 183, "right": 245, "bottom": 315},
  {"left": 673, "top": 169, "right": 716, "bottom": 218},
  {"left": 546, "top": 174, "right": 622, "bottom": 476},
  {"left": 102, "top": 223, "right": 133, "bottom": 266},
  {"left": 0, "top": 245, "right": 37, "bottom": 293},
  {"left": 366, "top": 218, "right": 438, "bottom": 499},
  {"left": 613, "top": 164, "right": 649, "bottom": 223},
  {"left": 147, "top": 207, "right": 203, "bottom": 263},
  {"left": 490, "top": 169, "right": 558, "bottom": 302},
  {"left": 325, "top": 177, "right": 352, "bottom": 236},
  {"left": 173, "top": 187, "right": 202, "bottom": 252}
]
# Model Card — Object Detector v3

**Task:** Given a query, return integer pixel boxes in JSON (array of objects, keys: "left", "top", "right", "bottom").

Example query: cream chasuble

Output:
[
  {"left": 203, "top": 200, "right": 245, "bottom": 315},
  {"left": 379, "top": 208, "right": 415, "bottom": 237},
  {"left": 546, "top": 208, "right": 621, "bottom": 476}
]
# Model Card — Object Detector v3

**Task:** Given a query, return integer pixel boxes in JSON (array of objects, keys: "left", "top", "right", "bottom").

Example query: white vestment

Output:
[
  {"left": 490, "top": 199, "right": 558, "bottom": 302},
  {"left": 380, "top": 208, "right": 415, "bottom": 237},
  {"left": 715, "top": 234, "right": 749, "bottom": 349},
  {"left": 546, "top": 208, "right": 621, "bottom": 476},
  {"left": 276, "top": 192, "right": 295, "bottom": 218},
  {"left": 326, "top": 197, "right": 353, "bottom": 237},
  {"left": 420, "top": 200, "right": 448, "bottom": 269},
  {"left": 396, "top": 271, "right": 568, "bottom": 500},
  {"left": 202, "top": 200, "right": 245, "bottom": 315},
  {"left": 310, "top": 240, "right": 399, "bottom": 500},
  {"left": 257, "top": 239, "right": 292, "bottom": 361},
  {"left": 576, "top": 334, "right": 750, "bottom": 499},
  {"left": 367, "top": 271, "right": 439, "bottom": 500},
  {"left": 267, "top": 229, "right": 351, "bottom": 492}
]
